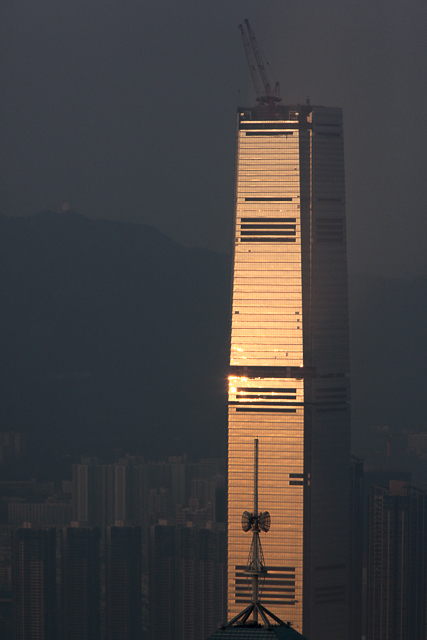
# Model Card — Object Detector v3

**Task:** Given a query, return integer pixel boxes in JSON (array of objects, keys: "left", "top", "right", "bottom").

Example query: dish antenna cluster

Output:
[{"left": 242, "top": 510, "right": 271, "bottom": 534}]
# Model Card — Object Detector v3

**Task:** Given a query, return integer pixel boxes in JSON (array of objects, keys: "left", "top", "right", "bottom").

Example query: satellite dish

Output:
[
  {"left": 258, "top": 511, "right": 271, "bottom": 532},
  {"left": 242, "top": 510, "right": 253, "bottom": 532}
]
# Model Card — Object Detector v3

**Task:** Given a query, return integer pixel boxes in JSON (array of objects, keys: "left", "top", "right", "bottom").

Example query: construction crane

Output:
[{"left": 238, "top": 19, "right": 281, "bottom": 110}]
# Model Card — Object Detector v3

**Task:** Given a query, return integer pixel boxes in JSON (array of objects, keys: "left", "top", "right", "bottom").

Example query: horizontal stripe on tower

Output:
[
  {"left": 235, "top": 599, "right": 295, "bottom": 605},
  {"left": 240, "top": 123, "right": 298, "bottom": 130},
  {"left": 236, "top": 566, "right": 296, "bottom": 571},
  {"left": 235, "top": 581, "right": 296, "bottom": 587},
  {"left": 236, "top": 586, "right": 296, "bottom": 592},
  {"left": 240, "top": 238, "right": 296, "bottom": 243},
  {"left": 234, "top": 394, "right": 297, "bottom": 400},
  {"left": 229, "top": 402, "right": 303, "bottom": 406},
  {"left": 229, "top": 398, "right": 302, "bottom": 403},
  {"left": 241, "top": 224, "right": 296, "bottom": 230},
  {"left": 229, "top": 366, "right": 314, "bottom": 376},
  {"left": 241, "top": 230, "right": 296, "bottom": 236},
  {"left": 235, "top": 387, "right": 297, "bottom": 393},
  {"left": 245, "top": 131, "right": 295, "bottom": 135},
  {"left": 234, "top": 407, "right": 297, "bottom": 413},
  {"left": 241, "top": 218, "right": 296, "bottom": 222},
  {"left": 245, "top": 197, "right": 293, "bottom": 201}
]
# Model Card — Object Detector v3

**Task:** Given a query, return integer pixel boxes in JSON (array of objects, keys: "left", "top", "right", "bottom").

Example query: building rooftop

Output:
[{"left": 207, "top": 623, "right": 307, "bottom": 639}]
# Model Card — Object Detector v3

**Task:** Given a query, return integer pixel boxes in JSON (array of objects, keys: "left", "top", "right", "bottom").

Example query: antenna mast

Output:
[
  {"left": 223, "top": 440, "right": 294, "bottom": 631},
  {"left": 239, "top": 439, "right": 272, "bottom": 625}
]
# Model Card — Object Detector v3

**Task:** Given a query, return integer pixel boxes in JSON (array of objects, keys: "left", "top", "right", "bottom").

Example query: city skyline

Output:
[{"left": 1, "top": 5, "right": 427, "bottom": 638}]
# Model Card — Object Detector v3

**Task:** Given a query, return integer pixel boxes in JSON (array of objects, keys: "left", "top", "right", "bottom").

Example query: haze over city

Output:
[
  {"left": 2, "top": 0, "right": 427, "bottom": 277},
  {"left": 1, "top": 2, "right": 427, "bottom": 640}
]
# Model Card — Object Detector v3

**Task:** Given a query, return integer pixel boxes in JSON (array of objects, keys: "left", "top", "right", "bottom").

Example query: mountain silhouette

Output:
[
  {"left": 0, "top": 211, "right": 230, "bottom": 470},
  {"left": 1, "top": 212, "right": 426, "bottom": 477}
]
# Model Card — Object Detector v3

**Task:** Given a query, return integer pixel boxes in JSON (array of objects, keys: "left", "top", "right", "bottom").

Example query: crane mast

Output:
[
  {"left": 238, "top": 23, "right": 263, "bottom": 102},
  {"left": 238, "top": 19, "right": 281, "bottom": 109}
]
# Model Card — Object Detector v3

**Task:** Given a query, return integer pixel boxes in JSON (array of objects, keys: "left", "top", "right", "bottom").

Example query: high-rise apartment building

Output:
[
  {"left": 13, "top": 528, "right": 57, "bottom": 640},
  {"left": 60, "top": 526, "right": 101, "bottom": 640},
  {"left": 349, "top": 456, "right": 363, "bottom": 640},
  {"left": 367, "top": 482, "right": 427, "bottom": 640},
  {"left": 149, "top": 523, "right": 226, "bottom": 640},
  {"left": 228, "top": 103, "right": 350, "bottom": 640},
  {"left": 105, "top": 526, "right": 142, "bottom": 640}
]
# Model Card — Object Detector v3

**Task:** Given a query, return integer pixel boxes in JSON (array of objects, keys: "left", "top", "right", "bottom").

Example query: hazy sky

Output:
[{"left": 2, "top": 0, "right": 427, "bottom": 277}]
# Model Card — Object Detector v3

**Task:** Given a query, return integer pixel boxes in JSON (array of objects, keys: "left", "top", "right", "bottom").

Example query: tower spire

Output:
[
  {"left": 244, "top": 439, "right": 268, "bottom": 623},
  {"left": 208, "top": 438, "right": 309, "bottom": 637},
  {"left": 224, "top": 439, "right": 288, "bottom": 630}
]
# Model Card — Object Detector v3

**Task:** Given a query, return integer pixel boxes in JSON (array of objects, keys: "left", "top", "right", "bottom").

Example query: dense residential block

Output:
[
  {"left": 367, "top": 482, "right": 427, "bottom": 640},
  {"left": 60, "top": 526, "right": 101, "bottom": 640},
  {"left": 349, "top": 456, "right": 363, "bottom": 640},
  {"left": 150, "top": 524, "right": 226, "bottom": 640},
  {"left": 105, "top": 526, "right": 143, "bottom": 640},
  {"left": 13, "top": 528, "right": 57, "bottom": 640}
]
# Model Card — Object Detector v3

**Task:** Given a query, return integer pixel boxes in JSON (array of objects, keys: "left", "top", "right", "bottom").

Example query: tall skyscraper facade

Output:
[{"left": 228, "top": 104, "right": 351, "bottom": 640}]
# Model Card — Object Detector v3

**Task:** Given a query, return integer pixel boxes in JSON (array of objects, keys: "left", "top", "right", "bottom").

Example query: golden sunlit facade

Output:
[{"left": 228, "top": 105, "right": 351, "bottom": 640}]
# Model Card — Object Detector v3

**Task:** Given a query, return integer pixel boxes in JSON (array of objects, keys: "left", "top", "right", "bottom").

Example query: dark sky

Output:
[{"left": 2, "top": 0, "right": 427, "bottom": 277}]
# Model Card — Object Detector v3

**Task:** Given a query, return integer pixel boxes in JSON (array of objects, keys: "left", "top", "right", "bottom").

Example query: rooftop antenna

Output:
[
  {"left": 224, "top": 439, "right": 287, "bottom": 629},
  {"left": 242, "top": 438, "right": 269, "bottom": 624}
]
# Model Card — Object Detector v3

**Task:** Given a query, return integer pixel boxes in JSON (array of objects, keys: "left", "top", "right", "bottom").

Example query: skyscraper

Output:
[
  {"left": 60, "top": 526, "right": 101, "bottom": 640},
  {"left": 13, "top": 528, "right": 57, "bottom": 640},
  {"left": 105, "top": 526, "right": 143, "bottom": 640},
  {"left": 367, "top": 482, "right": 427, "bottom": 640},
  {"left": 149, "top": 523, "right": 226, "bottom": 640},
  {"left": 228, "top": 103, "right": 350, "bottom": 640},
  {"left": 349, "top": 456, "right": 363, "bottom": 640}
]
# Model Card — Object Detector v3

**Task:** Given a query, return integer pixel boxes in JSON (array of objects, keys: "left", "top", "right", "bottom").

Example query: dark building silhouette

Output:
[
  {"left": 349, "top": 456, "right": 363, "bottom": 640},
  {"left": 13, "top": 527, "right": 57, "bottom": 640},
  {"left": 367, "top": 481, "right": 427, "bottom": 640},
  {"left": 150, "top": 524, "right": 226, "bottom": 640},
  {"left": 72, "top": 456, "right": 225, "bottom": 530},
  {"left": 0, "top": 588, "right": 13, "bottom": 640},
  {"left": 0, "top": 432, "right": 24, "bottom": 464},
  {"left": 105, "top": 526, "right": 142, "bottom": 640},
  {"left": 69, "top": 455, "right": 226, "bottom": 639},
  {"left": 60, "top": 526, "right": 101, "bottom": 640},
  {"left": 8, "top": 502, "right": 72, "bottom": 527},
  {"left": 72, "top": 461, "right": 109, "bottom": 527},
  {"left": 150, "top": 525, "right": 175, "bottom": 640}
]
